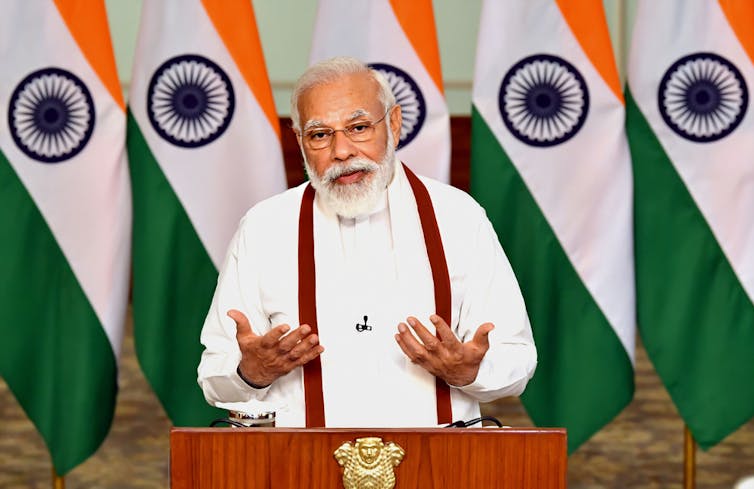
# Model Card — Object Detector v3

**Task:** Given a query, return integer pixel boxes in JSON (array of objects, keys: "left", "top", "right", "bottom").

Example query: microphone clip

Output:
[{"left": 355, "top": 315, "right": 372, "bottom": 332}]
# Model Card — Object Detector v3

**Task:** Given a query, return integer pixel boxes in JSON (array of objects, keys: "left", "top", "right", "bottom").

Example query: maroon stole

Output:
[{"left": 297, "top": 164, "right": 453, "bottom": 427}]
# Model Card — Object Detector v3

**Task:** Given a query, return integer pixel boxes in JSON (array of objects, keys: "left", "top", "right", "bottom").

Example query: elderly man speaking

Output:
[{"left": 197, "top": 56, "right": 536, "bottom": 427}]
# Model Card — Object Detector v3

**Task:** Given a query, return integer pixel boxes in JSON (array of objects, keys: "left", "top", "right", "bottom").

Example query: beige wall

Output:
[{"left": 105, "top": 0, "right": 636, "bottom": 115}]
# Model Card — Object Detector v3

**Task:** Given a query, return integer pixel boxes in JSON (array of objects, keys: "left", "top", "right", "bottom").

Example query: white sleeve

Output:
[
  {"left": 197, "top": 216, "right": 272, "bottom": 404},
  {"left": 453, "top": 209, "right": 537, "bottom": 402}
]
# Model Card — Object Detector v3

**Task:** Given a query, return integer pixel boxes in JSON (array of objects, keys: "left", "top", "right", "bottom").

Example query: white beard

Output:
[{"left": 304, "top": 142, "right": 396, "bottom": 219}]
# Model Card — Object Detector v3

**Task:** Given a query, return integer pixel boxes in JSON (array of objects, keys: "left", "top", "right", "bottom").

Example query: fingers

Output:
[
  {"left": 395, "top": 318, "right": 441, "bottom": 368},
  {"left": 228, "top": 309, "right": 317, "bottom": 354},
  {"left": 266, "top": 325, "right": 323, "bottom": 378},
  {"left": 394, "top": 316, "right": 494, "bottom": 386},
  {"left": 236, "top": 319, "right": 325, "bottom": 386},
  {"left": 258, "top": 323, "right": 294, "bottom": 348},
  {"left": 395, "top": 323, "right": 425, "bottom": 365},
  {"left": 406, "top": 317, "right": 441, "bottom": 351},
  {"left": 276, "top": 324, "right": 311, "bottom": 350},
  {"left": 429, "top": 315, "right": 461, "bottom": 346},
  {"left": 471, "top": 322, "right": 494, "bottom": 351},
  {"left": 229, "top": 309, "right": 255, "bottom": 340},
  {"left": 396, "top": 315, "right": 458, "bottom": 356},
  {"left": 228, "top": 310, "right": 300, "bottom": 348},
  {"left": 257, "top": 322, "right": 323, "bottom": 365},
  {"left": 228, "top": 308, "right": 249, "bottom": 327},
  {"left": 285, "top": 330, "right": 323, "bottom": 362},
  {"left": 293, "top": 341, "right": 325, "bottom": 366}
]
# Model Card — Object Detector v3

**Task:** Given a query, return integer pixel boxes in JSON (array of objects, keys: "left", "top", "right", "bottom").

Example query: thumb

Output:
[
  {"left": 228, "top": 309, "right": 254, "bottom": 338},
  {"left": 471, "top": 322, "right": 494, "bottom": 350}
]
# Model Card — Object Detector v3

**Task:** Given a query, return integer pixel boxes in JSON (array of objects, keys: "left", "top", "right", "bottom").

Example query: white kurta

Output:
[{"left": 197, "top": 160, "right": 536, "bottom": 427}]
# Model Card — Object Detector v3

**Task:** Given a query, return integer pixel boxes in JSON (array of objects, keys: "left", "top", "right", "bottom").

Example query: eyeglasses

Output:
[{"left": 299, "top": 108, "right": 391, "bottom": 150}]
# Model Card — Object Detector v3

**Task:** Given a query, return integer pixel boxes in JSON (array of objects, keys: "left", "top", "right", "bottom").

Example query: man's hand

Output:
[
  {"left": 229, "top": 309, "right": 324, "bottom": 387},
  {"left": 395, "top": 314, "right": 493, "bottom": 387}
]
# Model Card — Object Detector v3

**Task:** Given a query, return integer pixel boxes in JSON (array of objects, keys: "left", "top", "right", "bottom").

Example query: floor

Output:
[{"left": 2, "top": 310, "right": 753, "bottom": 488}]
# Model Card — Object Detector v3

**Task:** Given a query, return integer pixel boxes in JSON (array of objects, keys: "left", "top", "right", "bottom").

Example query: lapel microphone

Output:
[{"left": 356, "top": 315, "right": 372, "bottom": 332}]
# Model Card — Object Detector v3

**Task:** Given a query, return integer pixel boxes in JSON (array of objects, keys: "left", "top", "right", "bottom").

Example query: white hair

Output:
[
  {"left": 303, "top": 126, "right": 396, "bottom": 218},
  {"left": 290, "top": 56, "right": 395, "bottom": 131}
]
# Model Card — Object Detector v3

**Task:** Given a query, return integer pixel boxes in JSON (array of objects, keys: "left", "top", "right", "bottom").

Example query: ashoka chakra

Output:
[
  {"left": 8, "top": 67, "right": 95, "bottom": 163},
  {"left": 147, "top": 54, "right": 235, "bottom": 148},
  {"left": 369, "top": 62, "right": 426, "bottom": 149},
  {"left": 498, "top": 54, "right": 589, "bottom": 147},
  {"left": 658, "top": 52, "right": 748, "bottom": 143}
]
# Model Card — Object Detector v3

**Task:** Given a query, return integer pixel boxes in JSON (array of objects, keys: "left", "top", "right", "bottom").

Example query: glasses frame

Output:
[{"left": 298, "top": 107, "right": 393, "bottom": 150}]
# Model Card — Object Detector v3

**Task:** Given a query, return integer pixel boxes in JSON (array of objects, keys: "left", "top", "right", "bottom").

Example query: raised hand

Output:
[
  {"left": 229, "top": 309, "right": 324, "bottom": 387},
  {"left": 395, "top": 314, "right": 493, "bottom": 387}
]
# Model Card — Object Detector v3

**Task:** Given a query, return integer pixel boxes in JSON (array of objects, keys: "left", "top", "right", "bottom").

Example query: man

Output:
[{"left": 197, "top": 56, "right": 536, "bottom": 427}]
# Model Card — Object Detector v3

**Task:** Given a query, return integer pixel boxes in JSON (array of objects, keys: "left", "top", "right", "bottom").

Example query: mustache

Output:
[{"left": 322, "top": 158, "right": 379, "bottom": 184}]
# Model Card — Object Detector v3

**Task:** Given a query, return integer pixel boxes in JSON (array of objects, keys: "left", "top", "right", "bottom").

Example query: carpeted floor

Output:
[{"left": 1, "top": 308, "right": 753, "bottom": 488}]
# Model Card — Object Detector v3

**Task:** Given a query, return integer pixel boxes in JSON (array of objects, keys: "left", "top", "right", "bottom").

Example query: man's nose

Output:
[{"left": 331, "top": 129, "right": 358, "bottom": 161}]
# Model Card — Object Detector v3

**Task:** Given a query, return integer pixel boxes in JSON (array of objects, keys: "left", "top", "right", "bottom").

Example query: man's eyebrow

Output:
[
  {"left": 303, "top": 119, "right": 325, "bottom": 131},
  {"left": 347, "top": 109, "right": 370, "bottom": 121},
  {"left": 302, "top": 109, "right": 373, "bottom": 131}
]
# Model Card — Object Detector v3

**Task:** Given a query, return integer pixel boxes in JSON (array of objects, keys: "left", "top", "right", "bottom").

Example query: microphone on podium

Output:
[
  {"left": 444, "top": 416, "right": 504, "bottom": 428},
  {"left": 210, "top": 410, "right": 276, "bottom": 428}
]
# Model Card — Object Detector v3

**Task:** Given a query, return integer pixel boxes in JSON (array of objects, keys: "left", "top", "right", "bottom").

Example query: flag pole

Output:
[
  {"left": 684, "top": 424, "right": 696, "bottom": 489},
  {"left": 52, "top": 468, "right": 65, "bottom": 489}
]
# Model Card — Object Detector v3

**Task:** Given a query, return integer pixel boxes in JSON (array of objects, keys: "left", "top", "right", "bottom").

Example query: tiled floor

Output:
[{"left": 1, "top": 311, "right": 753, "bottom": 488}]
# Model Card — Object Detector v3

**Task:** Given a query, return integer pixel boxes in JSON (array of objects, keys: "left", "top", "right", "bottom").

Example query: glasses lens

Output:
[
  {"left": 303, "top": 109, "right": 388, "bottom": 149},
  {"left": 345, "top": 122, "right": 375, "bottom": 142},
  {"left": 305, "top": 129, "right": 332, "bottom": 149}
]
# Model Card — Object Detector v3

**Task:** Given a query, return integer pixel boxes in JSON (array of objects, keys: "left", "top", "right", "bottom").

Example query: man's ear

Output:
[{"left": 389, "top": 104, "right": 402, "bottom": 144}]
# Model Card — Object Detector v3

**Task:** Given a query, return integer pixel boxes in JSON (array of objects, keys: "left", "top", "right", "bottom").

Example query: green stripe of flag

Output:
[
  {"left": 0, "top": 150, "right": 116, "bottom": 475},
  {"left": 626, "top": 88, "right": 754, "bottom": 449},
  {"left": 470, "top": 106, "right": 634, "bottom": 452},
  {"left": 127, "top": 111, "right": 224, "bottom": 426}
]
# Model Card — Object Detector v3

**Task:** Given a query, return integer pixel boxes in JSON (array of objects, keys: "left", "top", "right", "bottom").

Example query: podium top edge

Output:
[{"left": 170, "top": 427, "right": 566, "bottom": 435}]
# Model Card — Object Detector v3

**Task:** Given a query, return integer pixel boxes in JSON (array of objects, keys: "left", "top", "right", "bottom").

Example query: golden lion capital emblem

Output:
[{"left": 334, "top": 437, "right": 405, "bottom": 489}]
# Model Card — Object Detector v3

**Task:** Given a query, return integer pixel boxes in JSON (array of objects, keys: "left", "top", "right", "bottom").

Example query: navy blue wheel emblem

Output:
[
  {"left": 147, "top": 54, "right": 235, "bottom": 148},
  {"left": 369, "top": 63, "right": 425, "bottom": 148},
  {"left": 8, "top": 67, "right": 95, "bottom": 163},
  {"left": 498, "top": 54, "right": 589, "bottom": 147},
  {"left": 658, "top": 52, "right": 748, "bottom": 143}
]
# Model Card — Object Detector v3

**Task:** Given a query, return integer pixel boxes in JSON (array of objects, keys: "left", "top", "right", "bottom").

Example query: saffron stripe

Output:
[
  {"left": 555, "top": 0, "right": 623, "bottom": 103},
  {"left": 53, "top": 0, "right": 125, "bottom": 108},
  {"left": 200, "top": 0, "right": 280, "bottom": 137}
]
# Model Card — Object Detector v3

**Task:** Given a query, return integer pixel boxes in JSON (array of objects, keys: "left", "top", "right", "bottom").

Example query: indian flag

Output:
[
  {"left": 470, "top": 0, "right": 635, "bottom": 452},
  {"left": 0, "top": 0, "right": 130, "bottom": 474},
  {"left": 627, "top": 0, "right": 754, "bottom": 449},
  {"left": 309, "top": 0, "right": 450, "bottom": 182},
  {"left": 128, "top": 0, "right": 287, "bottom": 426}
]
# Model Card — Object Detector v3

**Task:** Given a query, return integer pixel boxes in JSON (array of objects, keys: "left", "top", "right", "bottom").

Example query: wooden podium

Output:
[{"left": 170, "top": 427, "right": 566, "bottom": 488}]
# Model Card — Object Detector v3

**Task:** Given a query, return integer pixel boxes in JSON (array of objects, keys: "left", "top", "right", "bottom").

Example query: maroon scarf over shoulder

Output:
[{"left": 298, "top": 164, "right": 452, "bottom": 426}]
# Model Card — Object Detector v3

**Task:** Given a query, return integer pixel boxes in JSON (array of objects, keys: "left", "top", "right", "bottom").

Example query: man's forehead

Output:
[{"left": 298, "top": 72, "right": 383, "bottom": 125}]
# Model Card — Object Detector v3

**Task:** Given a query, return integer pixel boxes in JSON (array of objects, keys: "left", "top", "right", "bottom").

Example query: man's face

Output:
[
  {"left": 358, "top": 439, "right": 381, "bottom": 465},
  {"left": 296, "top": 72, "right": 402, "bottom": 186}
]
